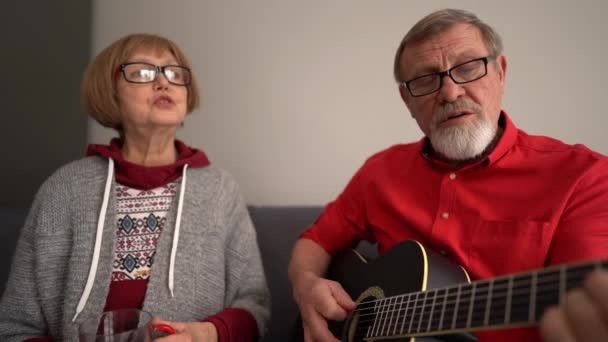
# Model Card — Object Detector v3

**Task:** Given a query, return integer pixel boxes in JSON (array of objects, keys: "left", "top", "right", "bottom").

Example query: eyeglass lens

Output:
[
  {"left": 406, "top": 57, "right": 487, "bottom": 97},
  {"left": 122, "top": 63, "right": 190, "bottom": 85}
]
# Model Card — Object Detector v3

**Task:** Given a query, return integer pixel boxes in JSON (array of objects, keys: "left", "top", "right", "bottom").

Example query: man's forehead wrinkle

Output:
[{"left": 410, "top": 37, "right": 481, "bottom": 60}]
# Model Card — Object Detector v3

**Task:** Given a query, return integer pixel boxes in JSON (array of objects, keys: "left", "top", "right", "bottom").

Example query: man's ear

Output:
[{"left": 495, "top": 54, "right": 507, "bottom": 85}]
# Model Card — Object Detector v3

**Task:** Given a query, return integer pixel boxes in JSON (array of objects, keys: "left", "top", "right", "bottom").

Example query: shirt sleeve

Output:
[
  {"left": 548, "top": 157, "right": 608, "bottom": 264},
  {"left": 301, "top": 162, "right": 376, "bottom": 255},
  {"left": 202, "top": 308, "right": 258, "bottom": 342},
  {"left": 220, "top": 176, "right": 271, "bottom": 339}
]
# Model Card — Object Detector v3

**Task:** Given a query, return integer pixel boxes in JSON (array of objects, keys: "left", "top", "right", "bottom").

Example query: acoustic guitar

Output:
[{"left": 313, "top": 240, "right": 606, "bottom": 341}]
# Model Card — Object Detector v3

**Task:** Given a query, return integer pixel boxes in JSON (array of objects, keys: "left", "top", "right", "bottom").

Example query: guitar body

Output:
[
  {"left": 291, "top": 239, "right": 605, "bottom": 341},
  {"left": 326, "top": 240, "right": 476, "bottom": 342}
]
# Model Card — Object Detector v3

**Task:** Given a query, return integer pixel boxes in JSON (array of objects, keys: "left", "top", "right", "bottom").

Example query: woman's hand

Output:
[{"left": 151, "top": 317, "right": 218, "bottom": 342}]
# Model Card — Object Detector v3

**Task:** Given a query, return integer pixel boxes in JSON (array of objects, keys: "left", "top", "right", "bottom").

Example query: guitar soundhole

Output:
[{"left": 341, "top": 295, "right": 377, "bottom": 342}]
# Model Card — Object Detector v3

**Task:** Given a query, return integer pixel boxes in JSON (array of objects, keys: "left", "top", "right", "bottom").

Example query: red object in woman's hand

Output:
[{"left": 148, "top": 323, "right": 176, "bottom": 338}]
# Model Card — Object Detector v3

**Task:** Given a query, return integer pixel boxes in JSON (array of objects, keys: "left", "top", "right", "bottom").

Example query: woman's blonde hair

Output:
[{"left": 82, "top": 33, "right": 200, "bottom": 130}]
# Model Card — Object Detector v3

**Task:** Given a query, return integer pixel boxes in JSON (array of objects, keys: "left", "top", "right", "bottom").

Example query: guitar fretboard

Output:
[{"left": 351, "top": 260, "right": 606, "bottom": 339}]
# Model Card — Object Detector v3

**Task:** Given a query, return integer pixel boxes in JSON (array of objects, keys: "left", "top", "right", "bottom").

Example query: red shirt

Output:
[{"left": 302, "top": 112, "right": 608, "bottom": 342}]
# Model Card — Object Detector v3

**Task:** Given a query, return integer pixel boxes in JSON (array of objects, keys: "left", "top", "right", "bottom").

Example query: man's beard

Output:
[{"left": 429, "top": 99, "right": 497, "bottom": 161}]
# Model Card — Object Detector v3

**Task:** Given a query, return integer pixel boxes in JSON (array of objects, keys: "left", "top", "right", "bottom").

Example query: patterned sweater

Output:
[{"left": 0, "top": 156, "right": 270, "bottom": 341}]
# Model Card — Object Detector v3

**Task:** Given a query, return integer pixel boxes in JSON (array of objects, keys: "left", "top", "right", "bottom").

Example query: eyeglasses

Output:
[
  {"left": 401, "top": 56, "right": 490, "bottom": 97},
  {"left": 118, "top": 62, "right": 192, "bottom": 86}
]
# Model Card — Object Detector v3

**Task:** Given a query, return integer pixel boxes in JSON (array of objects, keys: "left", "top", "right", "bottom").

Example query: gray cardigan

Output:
[{"left": 0, "top": 157, "right": 270, "bottom": 341}]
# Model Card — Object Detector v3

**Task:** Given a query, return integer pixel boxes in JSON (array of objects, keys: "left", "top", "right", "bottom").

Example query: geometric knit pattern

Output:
[{"left": 112, "top": 181, "right": 179, "bottom": 281}]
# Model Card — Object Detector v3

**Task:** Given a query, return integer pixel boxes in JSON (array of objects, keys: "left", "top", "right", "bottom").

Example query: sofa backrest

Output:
[
  {"left": 0, "top": 207, "right": 28, "bottom": 295},
  {"left": 248, "top": 206, "right": 322, "bottom": 341},
  {"left": 250, "top": 206, "right": 377, "bottom": 341}
]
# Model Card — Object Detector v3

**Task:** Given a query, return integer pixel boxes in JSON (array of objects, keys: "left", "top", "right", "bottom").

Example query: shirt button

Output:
[
  {"left": 441, "top": 212, "right": 449, "bottom": 219},
  {"left": 449, "top": 173, "right": 456, "bottom": 180}
]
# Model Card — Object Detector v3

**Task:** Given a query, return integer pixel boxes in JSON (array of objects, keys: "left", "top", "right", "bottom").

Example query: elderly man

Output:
[{"left": 288, "top": 8, "right": 608, "bottom": 342}]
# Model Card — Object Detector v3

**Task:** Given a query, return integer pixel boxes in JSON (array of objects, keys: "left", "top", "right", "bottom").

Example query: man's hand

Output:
[
  {"left": 293, "top": 271, "right": 356, "bottom": 342},
  {"left": 151, "top": 318, "right": 218, "bottom": 342},
  {"left": 540, "top": 270, "right": 608, "bottom": 341},
  {"left": 288, "top": 239, "right": 356, "bottom": 341}
]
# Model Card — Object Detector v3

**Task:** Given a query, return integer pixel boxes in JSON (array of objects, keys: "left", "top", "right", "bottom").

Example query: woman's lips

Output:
[{"left": 153, "top": 96, "right": 174, "bottom": 108}]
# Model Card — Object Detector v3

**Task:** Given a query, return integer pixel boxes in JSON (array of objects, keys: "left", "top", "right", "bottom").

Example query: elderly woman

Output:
[{"left": 0, "top": 33, "right": 270, "bottom": 341}]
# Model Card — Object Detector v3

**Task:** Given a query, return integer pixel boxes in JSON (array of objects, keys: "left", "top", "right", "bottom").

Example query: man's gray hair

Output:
[{"left": 393, "top": 8, "right": 503, "bottom": 82}]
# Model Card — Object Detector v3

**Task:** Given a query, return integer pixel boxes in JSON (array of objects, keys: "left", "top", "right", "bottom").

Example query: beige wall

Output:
[{"left": 89, "top": 0, "right": 608, "bottom": 205}]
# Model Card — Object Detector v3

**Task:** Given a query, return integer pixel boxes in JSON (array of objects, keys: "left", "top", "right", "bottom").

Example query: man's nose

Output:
[{"left": 436, "top": 74, "right": 465, "bottom": 103}]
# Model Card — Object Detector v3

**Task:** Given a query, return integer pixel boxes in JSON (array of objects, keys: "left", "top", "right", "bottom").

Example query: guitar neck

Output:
[{"left": 361, "top": 259, "right": 607, "bottom": 339}]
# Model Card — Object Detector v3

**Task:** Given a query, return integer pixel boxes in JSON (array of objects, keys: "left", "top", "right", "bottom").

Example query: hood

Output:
[{"left": 86, "top": 138, "right": 210, "bottom": 190}]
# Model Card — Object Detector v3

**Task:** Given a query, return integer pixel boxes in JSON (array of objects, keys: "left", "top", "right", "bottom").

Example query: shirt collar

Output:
[{"left": 485, "top": 111, "right": 517, "bottom": 166}]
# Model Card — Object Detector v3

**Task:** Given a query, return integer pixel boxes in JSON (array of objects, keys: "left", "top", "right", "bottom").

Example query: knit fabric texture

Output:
[{"left": 0, "top": 156, "right": 270, "bottom": 341}]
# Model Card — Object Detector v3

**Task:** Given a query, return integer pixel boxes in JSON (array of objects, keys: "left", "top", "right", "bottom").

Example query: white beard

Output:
[{"left": 428, "top": 99, "right": 497, "bottom": 161}]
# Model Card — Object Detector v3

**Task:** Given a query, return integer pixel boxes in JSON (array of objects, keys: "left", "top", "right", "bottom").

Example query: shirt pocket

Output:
[{"left": 469, "top": 219, "right": 551, "bottom": 277}]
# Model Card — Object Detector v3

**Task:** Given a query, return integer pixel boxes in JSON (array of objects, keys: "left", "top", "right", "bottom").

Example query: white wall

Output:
[{"left": 90, "top": 0, "right": 608, "bottom": 205}]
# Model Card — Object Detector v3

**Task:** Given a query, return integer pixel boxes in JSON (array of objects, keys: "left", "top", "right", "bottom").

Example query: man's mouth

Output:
[{"left": 443, "top": 111, "right": 471, "bottom": 123}]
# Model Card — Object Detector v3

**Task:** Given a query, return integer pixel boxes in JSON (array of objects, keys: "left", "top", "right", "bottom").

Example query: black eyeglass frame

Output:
[
  {"left": 401, "top": 56, "right": 492, "bottom": 97},
  {"left": 118, "top": 62, "right": 192, "bottom": 86}
]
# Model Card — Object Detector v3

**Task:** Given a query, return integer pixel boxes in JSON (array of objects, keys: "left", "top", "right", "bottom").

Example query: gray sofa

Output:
[{"left": 0, "top": 206, "right": 376, "bottom": 342}]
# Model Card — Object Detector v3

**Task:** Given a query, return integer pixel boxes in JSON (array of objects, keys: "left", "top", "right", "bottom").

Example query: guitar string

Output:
[
  {"left": 340, "top": 266, "right": 601, "bottom": 338},
  {"left": 331, "top": 261, "right": 604, "bottom": 339},
  {"left": 351, "top": 274, "right": 583, "bottom": 322},
  {"left": 350, "top": 282, "right": 572, "bottom": 340},
  {"left": 350, "top": 284, "right": 565, "bottom": 337},
  {"left": 352, "top": 278, "right": 570, "bottom": 320},
  {"left": 348, "top": 265, "right": 594, "bottom": 317}
]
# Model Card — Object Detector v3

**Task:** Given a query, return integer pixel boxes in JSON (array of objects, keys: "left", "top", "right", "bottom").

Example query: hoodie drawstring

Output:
[
  {"left": 169, "top": 164, "right": 188, "bottom": 297},
  {"left": 71, "top": 160, "right": 188, "bottom": 320},
  {"left": 72, "top": 158, "right": 114, "bottom": 322}
]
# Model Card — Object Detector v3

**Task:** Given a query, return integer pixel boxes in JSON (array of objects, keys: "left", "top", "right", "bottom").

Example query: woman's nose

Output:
[{"left": 154, "top": 70, "right": 170, "bottom": 89}]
